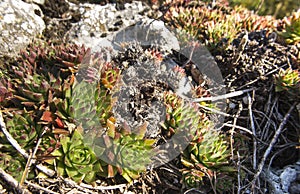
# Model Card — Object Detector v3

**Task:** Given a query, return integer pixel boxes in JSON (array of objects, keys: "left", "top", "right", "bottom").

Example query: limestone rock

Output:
[
  {"left": 112, "top": 18, "right": 180, "bottom": 51},
  {"left": 264, "top": 160, "right": 300, "bottom": 194},
  {"left": 0, "top": 0, "right": 45, "bottom": 58},
  {"left": 67, "top": 1, "right": 148, "bottom": 50}
]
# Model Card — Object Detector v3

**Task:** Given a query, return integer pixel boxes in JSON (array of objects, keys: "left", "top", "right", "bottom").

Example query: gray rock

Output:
[
  {"left": 67, "top": 1, "right": 149, "bottom": 50},
  {"left": 280, "top": 167, "right": 297, "bottom": 193},
  {"left": 264, "top": 160, "right": 300, "bottom": 194},
  {"left": 0, "top": 0, "right": 45, "bottom": 57},
  {"left": 112, "top": 18, "right": 180, "bottom": 51}
]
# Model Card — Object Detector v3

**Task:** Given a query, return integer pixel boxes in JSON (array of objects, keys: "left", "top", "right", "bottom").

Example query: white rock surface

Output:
[
  {"left": 67, "top": 1, "right": 149, "bottom": 50},
  {"left": 24, "top": 0, "right": 45, "bottom": 5},
  {"left": 264, "top": 160, "right": 300, "bottom": 194},
  {"left": 112, "top": 18, "right": 180, "bottom": 51},
  {"left": 0, "top": 0, "right": 45, "bottom": 57}
]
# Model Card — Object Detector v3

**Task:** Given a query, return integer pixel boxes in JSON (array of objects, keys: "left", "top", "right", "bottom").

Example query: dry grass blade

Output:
[
  {"left": 20, "top": 130, "right": 47, "bottom": 186},
  {"left": 247, "top": 93, "right": 257, "bottom": 170}
]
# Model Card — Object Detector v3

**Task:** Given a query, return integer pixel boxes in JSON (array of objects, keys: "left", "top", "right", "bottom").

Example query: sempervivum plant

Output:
[
  {"left": 0, "top": 152, "right": 34, "bottom": 182},
  {"left": 163, "top": 0, "right": 279, "bottom": 50},
  {"left": 274, "top": 68, "right": 300, "bottom": 99},
  {"left": 163, "top": 0, "right": 242, "bottom": 49},
  {"left": 70, "top": 80, "right": 114, "bottom": 129},
  {"left": 69, "top": 58, "right": 120, "bottom": 129},
  {"left": 86, "top": 117, "right": 156, "bottom": 182},
  {"left": 161, "top": 91, "right": 200, "bottom": 138},
  {"left": 0, "top": 41, "right": 88, "bottom": 118},
  {"left": 53, "top": 130, "right": 103, "bottom": 183},
  {"left": 278, "top": 10, "right": 300, "bottom": 44},
  {"left": 3, "top": 110, "right": 41, "bottom": 149},
  {"left": 181, "top": 129, "right": 233, "bottom": 189},
  {"left": 111, "top": 127, "right": 155, "bottom": 182}
]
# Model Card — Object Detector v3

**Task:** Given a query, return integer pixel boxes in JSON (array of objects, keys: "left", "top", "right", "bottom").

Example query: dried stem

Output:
[
  {"left": 252, "top": 102, "right": 297, "bottom": 184},
  {"left": 62, "top": 178, "right": 127, "bottom": 192},
  {"left": 230, "top": 102, "right": 243, "bottom": 160},
  {"left": 192, "top": 88, "right": 255, "bottom": 102},
  {"left": 25, "top": 180, "right": 59, "bottom": 194},
  {"left": 247, "top": 93, "right": 257, "bottom": 170},
  {"left": 0, "top": 167, "right": 31, "bottom": 194}
]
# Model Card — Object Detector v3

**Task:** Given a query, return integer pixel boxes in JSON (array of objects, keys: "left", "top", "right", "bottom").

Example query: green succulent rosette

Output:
[
  {"left": 181, "top": 129, "right": 234, "bottom": 188},
  {"left": 0, "top": 152, "right": 34, "bottom": 182},
  {"left": 274, "top": 68, "right": 300, "bottom": 99},
  {"left": 54, "top": 130, "right": 103, "bottom": 183},
  {"left": 181, "top": 168, "right": 205, "bottom": 188},
  {"left": 278, "top": 11, "right": 300, "bottom": 44},
  {"left": 188, "top": 130, "right": 231, "bottom": 169},
  {"left": 87, "top": 120, "right": 156, "bottom": 182},
  {"left": 4, "top": 110, "right": 41, "bottom": 149},
  {"left": 115, "top": 133, "right": 156, "bottom": 182}
]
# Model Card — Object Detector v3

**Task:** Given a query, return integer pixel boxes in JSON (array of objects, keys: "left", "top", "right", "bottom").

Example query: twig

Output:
[
  {"left": 0, "top": 167, "right": 31, "bottom": 194},
  {"left": 229, "top": 102, "right": 243, "bottom": 160},
  {"left": 247, "top": 93, "right": 257, "bottom": 170},
  {"left": 255, "top": 0, "right": 265, "bottom": 14},
  {"left": 25, "top": 180, "right": 59, "bottom": 194},
  {"left": 261, "top": 96, "right": 279, "bottom": 141},
  {"left": 223, "top": 123, "right": 253, "bottom": 135},
  {"left": 20, "top": 151, "right": 33, "bottom": 186},
  {"left": 20, "top": 130, "right": 47, "bottom": 186},
  {"left": 80, "top": 182, "right": 127, "bottom": 191},
  {"left": 192, "top": 88, "right": 255, "bottom": 102},
  {"left": 184, "top": 188, "right": 204, "bottom": 194},
  {"left": 237, "top": 151, "right": 241, "bottom": 194},
  {"left": 182, "top": 41, "right": 198, "bottom": 68},
  {"left": 0, "top": 111, "right": 55, "bottom": 177},
  {"left": 252, "top": 102, "right": 297, "bottom": 184},
  {"left": 63, "top": 178, "right": 127, "bottom": 191}
]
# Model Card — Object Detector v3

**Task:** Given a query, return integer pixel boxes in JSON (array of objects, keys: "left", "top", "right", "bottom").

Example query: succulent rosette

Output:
[
  {"left": 3, "top": 110, "right": 41, "bottom": 149},
  {"left": 274, "top": 68, "right": 300, "bottom": 102},
  {"left": 54, "top": 130, "right": 103, "bottom": 183},
  {"left": 0, "top": 152, "right": 32, "bottom": 182},
  {"left": 181, "top": 129, "right": 234, "bottom": 187},
  {"left": 278, "top": 10, "right": 300, "bottom": 44},
  {"left": 87, "top": 118, "right": 156, "bottom": 182}
]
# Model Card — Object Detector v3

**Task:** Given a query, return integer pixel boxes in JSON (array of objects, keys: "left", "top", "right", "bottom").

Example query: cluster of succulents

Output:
[
  {"left": 0, "top": 38, "right": 233, "bottom": 191},
  {"left": 88, "top": 117, "right": 156, "bottom": 182},
  {"left": 0, "top": 152, "right": 32, "bottom": 182},
  {"left": 163, "top": 0, "right": 278, "bottom": 50},
  {"left": 3, "top": 110, "right": 40, "bottom": 149},
  {"left": 0, "top": 110, "right": 41, "bottom": 181},
  {"left": 0, "top": 42, "right": 89, "bottom": 181},
  {"left": 278, "top": 10, "right": 300, "bottom": 45}
]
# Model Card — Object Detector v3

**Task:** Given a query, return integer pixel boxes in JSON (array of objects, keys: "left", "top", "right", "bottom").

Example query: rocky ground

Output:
[{"left": 0, "top": 0, "right": 299, "bottom": 193}]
